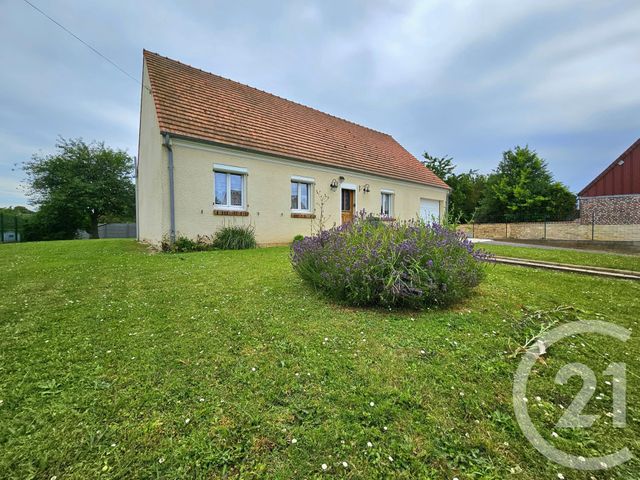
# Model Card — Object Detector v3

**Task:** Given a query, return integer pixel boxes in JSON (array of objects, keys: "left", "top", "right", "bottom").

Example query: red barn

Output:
[{"left": 578, "top": 138, "right": 640, "bottom": 225}]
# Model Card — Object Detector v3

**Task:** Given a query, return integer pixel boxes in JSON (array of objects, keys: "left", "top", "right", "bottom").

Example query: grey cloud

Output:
[{"left": 1, "top": 0, "right": 639, "bottom": 207}]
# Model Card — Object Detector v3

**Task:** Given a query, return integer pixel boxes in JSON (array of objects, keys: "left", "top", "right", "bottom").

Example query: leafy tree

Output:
[
  {"left": 0, "top": 206, "right": 34, "bottom": 216},
  {"left": 422, "top": 152, "right": 486, "bottom": 223},
  {"left": 476, "top": 146, "right": 576, "bottom": 222},
  {"left": 421, "top": 152, "right": 455, "bottom": 179},
  {"left": 23, "top": 137, "right": 135, "bottom": 239},
  {"left": 446, "top": 170, "right": 487, "bottom": 222}
]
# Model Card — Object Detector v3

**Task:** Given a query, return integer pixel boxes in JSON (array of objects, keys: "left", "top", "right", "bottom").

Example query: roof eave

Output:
[
  {"left": 578, "top": 137, "right": 640, "bottom": 196},
  {"left": 160, "top": 131, "right": 450, "bottom": 190}
]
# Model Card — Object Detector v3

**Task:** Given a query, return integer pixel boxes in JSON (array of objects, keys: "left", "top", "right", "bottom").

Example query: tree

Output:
[
  {"left": 476, "top": 146, "right": 576, "bottom": 222},
  {"left": 446, "top": 170, "right": 487, "bottom": 222},
  {"left": 421, "top": 152, "right": 456, "bottom": 179},
  {"left": 23, "top": 137, "right": 135, "bottom": 239},
  {"left": 422, "top": 152, "right": 487, "bottom": 223}
]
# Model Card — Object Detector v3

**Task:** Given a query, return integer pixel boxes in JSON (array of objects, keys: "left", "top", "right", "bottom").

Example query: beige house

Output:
[{"left": 137, "top": 51, "right": 450, "bottom": 245}]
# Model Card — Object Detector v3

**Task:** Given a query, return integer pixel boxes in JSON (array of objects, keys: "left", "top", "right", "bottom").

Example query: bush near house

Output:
[
  {"left": 291, "top": 214, "right": 490, "bottom": 308},
  {"left": 161, "top": 225, "right": 257, "bottom": 253},
  {"left": 212, "top": 225, "right": 256, "bottom": 250}
]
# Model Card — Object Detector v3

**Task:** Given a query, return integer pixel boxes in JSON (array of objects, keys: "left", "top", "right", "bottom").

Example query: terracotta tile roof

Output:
[{"left": 143, "top": 50, "right": 449, "bottom": 189}]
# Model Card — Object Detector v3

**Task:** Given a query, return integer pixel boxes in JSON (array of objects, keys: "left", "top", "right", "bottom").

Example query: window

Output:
[
  {"left": 214, "top": 171, "right": 245, "bottom": 209},
  {"left": 381, "top": 191, "right": 393, "bottom": 216},
  {"left": 291, "top": 180, "right": 312, "bottom": 211}
]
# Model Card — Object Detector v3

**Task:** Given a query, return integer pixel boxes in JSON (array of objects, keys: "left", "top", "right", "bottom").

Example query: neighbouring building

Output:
[
  {"left": 136, "top": 51, "right": 450, "bottom": 245},
  {"left": 578, "top": 138, "right": 640, "bottom": 225}
]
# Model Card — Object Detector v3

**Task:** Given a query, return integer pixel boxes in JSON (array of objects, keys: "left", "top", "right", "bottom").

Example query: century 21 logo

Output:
[{"left": 513, "top": 320, "right": 632, "bottom": 471}]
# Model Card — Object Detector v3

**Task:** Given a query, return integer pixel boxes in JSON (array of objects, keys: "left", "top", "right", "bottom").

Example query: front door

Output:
[{"left": 341, "top": 188, "right": 355, "bottom": 224}]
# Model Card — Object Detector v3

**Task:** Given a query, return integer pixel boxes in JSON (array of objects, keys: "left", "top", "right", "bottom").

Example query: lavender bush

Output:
[{"left": 291, "top": 213, "right": 490, "bottom": 308}]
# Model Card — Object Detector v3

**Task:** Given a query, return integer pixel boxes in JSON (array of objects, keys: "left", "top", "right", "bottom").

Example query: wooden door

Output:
[{"left": 341, "top": 189, "right": 355, "bottom": 224}]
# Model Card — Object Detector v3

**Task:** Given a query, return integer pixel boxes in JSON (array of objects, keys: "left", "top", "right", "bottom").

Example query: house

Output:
[
  {"left": 578, "top": 138, "right": 640, "bottom": 225},
  {"left": 136, "top": 51, "right": 450, "bottom": 245}
]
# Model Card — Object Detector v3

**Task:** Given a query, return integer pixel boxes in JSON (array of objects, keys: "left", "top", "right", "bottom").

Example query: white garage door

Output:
[{"left": 420, "top": 198, "right": 440, "bottom": 223}]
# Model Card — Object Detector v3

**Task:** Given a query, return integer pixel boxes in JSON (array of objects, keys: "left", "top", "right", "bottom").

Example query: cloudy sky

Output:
[{"left": 1, "top": 0, "right": 639, "bottom": 207}]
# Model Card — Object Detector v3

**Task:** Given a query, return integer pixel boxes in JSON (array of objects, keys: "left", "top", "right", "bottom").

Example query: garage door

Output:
[{"left": 420, "top": 199, "right": 440, "bottom": 223}]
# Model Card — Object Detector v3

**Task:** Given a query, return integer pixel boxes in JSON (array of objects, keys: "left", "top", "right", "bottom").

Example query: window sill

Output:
[
  {"left": 214, "top": 209, "right": 249, "bottom": 217},
  {"left": 381, "top": 216, "right": 396, "bottom": 222},
  {"left": 291, "top": 212, "right": 316, "bottom": 219}
]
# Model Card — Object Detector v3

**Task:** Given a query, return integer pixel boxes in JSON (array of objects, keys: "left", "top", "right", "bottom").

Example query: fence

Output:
[
  {"left": 98, "top": 223, "right": 136, "bottom": 239},
  {"left": 0, "top": 213, "right": 24, "bottom": 243},
  {"left": 460, "top": 219, "right": 640, "bottom": 243}
]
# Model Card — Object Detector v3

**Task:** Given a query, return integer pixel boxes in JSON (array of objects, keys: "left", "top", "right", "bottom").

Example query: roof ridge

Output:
[{"left": 143, "top": 50, "right": 391, "bottom": 137}]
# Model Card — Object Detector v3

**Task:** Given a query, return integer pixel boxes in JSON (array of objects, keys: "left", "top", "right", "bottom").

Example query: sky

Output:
[{"left": 1, "top": 0, "right": 639, "bottom": 207}]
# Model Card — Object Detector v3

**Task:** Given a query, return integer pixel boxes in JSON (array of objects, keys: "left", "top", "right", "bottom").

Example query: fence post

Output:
[
  {"left": 505, "top": 221, "right": 508, "bottom": 239},
  {"left": 14, "top": 216, "right": 19, "bottom": 242},
  {"left": 472, "top": 222, "right": 475, "bottom": 238},
  {"left": 0, "top": 213, "right": 4, "bottom": 243},
  {"left": 544, "top": 216, "right": 547, "bottom": 240},
  {"left": 591, "top": 211, "right": 595, "bottom": 241}
]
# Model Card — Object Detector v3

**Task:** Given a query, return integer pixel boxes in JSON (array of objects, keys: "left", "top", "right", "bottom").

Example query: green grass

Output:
[
  {"left": 479, "top": 243, "right": 640, "bottom": 272},
  {"left": 1, "top": 239, "right": 639, "bottom": 479}
]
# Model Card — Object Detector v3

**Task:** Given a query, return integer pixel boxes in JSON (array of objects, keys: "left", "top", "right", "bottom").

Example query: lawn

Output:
[
  {"left": 478, "top": 243, "right": 640, "bottom": 272},
  {"left": 1, "top": 239, "right": 639, "bottom": 479}
]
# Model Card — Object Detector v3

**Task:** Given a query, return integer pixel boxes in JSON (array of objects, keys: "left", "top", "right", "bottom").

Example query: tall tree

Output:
[
  {"left": 422, "top": 152, "right": 487, "bottom": 222},
  {"left": 421, "top": 152, "right": 456, "bottom": 180},
  {"left": 23, "top": 137, "right": 135, "bottom": 239},
  {"left": 446, "top": 170, "right": 487, "bottom": 222},
  {"left": 476, "top": 146, "right": 576, "bottom": 222}
]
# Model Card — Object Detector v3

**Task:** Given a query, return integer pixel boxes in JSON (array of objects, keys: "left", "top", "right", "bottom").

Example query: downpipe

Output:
[{"left": 163, "top": 133, "right": 176, "bottom": 244}]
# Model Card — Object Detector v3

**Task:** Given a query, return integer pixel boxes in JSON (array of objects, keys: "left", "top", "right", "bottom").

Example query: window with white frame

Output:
[
  {"left": 291, "top": 177, "right": 313, "bottom": 211},
  {"left": 214, "top": 165, "right": 246, "bottom": 209},
  {"left": 381, "top": 191, "right": 393, "bottom": 216}
]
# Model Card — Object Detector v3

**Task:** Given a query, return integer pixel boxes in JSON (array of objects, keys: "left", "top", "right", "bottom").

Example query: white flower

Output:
[
  {"left": 522, "top": 397, "right": 528, "bottom": 403},
  {"left": 535, "top": 396, "right": 541, "bottom": 402},
  {"left": 291, "top": 438, "right": 297, "bottom": 444},
  {"left": 578, "top": 456, "right": 586, "bottom": 462},
  {"left": 551, "top": 432, "right": 559, "bottom": 438},
  {"left": 557, "top": 473, "right": 565, "bottom": 479},
  {"left": 324, "top": 337, "right": 329, "bottom": 341},
  {"left": 605, "top": 380, "right": 611, "bottom": 385},
  {"left": 111, "top": 443, "right": 116, "bottom": 447},
  {"left": 251, "top": 367, "right": 256, "bottom": 372},
  {"left": 369, "top": 401, "right": 375, "bottom": 407},
  {"left": 185, "top": 418, "right": 190, "bottom": 424},
  {"left": 388, "top": 455, "right": 394, "bottom": 462},
  {"left": 367, "top": 441, "right": 373, "bottom": 448},
  {"left": 383, "top": 426, "right": 388, "bottom": 431},
  {"left": 199, "top": 398, "right": 205, "bottom": 402},
  {"left": 342, "top": 461, "right": 348, "bottom": 467},
  {"left": 459, "top": 391, "right": 464, "bottom": 397},
  {"left": 321, "top": 463, "right": 328, "bottom": 470},
  {"left": 158, "top": 457, "right": 165, "bottom": 464}
]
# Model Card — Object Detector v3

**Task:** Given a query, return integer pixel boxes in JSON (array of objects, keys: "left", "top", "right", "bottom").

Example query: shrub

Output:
[
  {"left": 161, "top": 235, "right": 213, "bottom": 253},
  {"left": 291, "top": 214, "right": 490, "bottom": 308},
  {"left": 293, "top": 234, "right": 305, "bottom": 243},
  {"left": 212, "top": 225, "right": 256, "bottom": 250}
]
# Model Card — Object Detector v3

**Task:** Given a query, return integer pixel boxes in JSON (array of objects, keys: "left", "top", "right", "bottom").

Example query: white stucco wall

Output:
[{"left": 137, "top": 64, "right": 169, "bottom": 243}]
